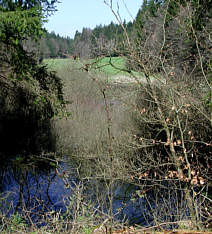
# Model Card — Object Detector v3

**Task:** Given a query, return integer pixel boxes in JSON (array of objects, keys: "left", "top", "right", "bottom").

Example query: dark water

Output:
[
  {"left": 0, "top": 157, "right": 188, "bottom": 227},
  {"left": 0, "top": 158, "right": 76, "bottom": 223}
]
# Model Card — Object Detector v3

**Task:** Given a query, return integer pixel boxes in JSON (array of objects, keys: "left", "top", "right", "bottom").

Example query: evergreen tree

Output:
[
  {"left": 0, "top": 0, "right": 64, "bottom": 155},
  {"left": 131, "top": 0, "right": 212, "bottom": 78}
]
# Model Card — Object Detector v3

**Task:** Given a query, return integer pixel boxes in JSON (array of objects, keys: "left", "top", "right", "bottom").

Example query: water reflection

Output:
[
  {"left": 0, "top": 158, "right": 150, "bottom": 226},
  {"left": 0, "top": 157, "right": 78, "bottom": 224},
  {"left": 0, "top": 157, "right": 190, "bottom": 227}
]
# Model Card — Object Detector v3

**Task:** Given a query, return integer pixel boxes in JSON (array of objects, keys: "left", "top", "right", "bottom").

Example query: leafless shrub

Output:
[{"left": 103, "top": 0, "right": 212, "bottom": 230}]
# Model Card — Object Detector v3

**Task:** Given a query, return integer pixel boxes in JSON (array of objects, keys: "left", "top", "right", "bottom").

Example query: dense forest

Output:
[
  {"left": 38, "top": 0, "right": 212, "bottom": 80},
  {"left": 36, "top": 21, "right": 133, "bottom": 59},
  {"left": 72, "top": 21, "right": 134, "bottom": 58},
  {"left": 36, "top": 31, "right": 74, "bottom": 59}
]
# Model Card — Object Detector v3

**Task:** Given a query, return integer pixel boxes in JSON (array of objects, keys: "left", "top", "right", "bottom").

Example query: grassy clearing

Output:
[
  {"left": 44, "top": 56, "right": 158, "bottom": 85},
  {"left": 44, "top": 56, "right": 127, "bottom": 76},
  {"left": 44, "top": 58, "right": 80, "bottom": 70},
  {"left": 91, "top": 56, "right": 128, "bottom": 76}
]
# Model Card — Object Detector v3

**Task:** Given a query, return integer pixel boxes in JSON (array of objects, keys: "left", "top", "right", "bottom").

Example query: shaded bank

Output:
[
  {"left": 0, "top": 94, "right": 51, "bottom": 156},
  {"left": 0, "top": 76, "right": 58, "bottom": 156},
  {"left": 0, "top": 44, "right": 65, "bottom": 157}
]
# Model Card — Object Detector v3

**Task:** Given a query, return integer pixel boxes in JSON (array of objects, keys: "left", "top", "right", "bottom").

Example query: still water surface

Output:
[{"left": 0, "top": 157, "right": 149, "bottom": 226}]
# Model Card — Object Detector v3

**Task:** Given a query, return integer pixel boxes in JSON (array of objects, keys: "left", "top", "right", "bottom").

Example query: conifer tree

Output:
[{"left": 0, "top": 0, "right": 64, "bottom": 154}]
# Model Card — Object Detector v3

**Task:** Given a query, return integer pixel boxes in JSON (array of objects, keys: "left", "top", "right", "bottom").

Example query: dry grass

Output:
[{"left": 51, "top": 59, "right": 138, "bottom": 180}]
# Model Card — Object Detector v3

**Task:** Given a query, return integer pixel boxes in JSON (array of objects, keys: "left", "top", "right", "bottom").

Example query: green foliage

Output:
[
  {"left": 0, "top": 9, "right": 45, "bottom": 80},
  {"left": 135, "top": 0, "right": 162, "bottom": 27},
  {"left": 0, "top": 0, "right": 65, "bottom": 155},
  {"left": 8, "top": 214, "right": 27, "bottom": 232},
  {"left": 0, "top": 0, "right": 60, "bottom": 75},
  {"left": 190, "top": 0, "right": 212, "bottom": 30},
  {"left": 163, "top": 0, "right": 212, "bottom": 30},
  {"left": 0, "top": 0, "right": 59, "bottom": 14},
  {"left": 0, "top": 7, "right": 44, "bottom": 41},
  {"left": 131, "top": 0, "right": 212, "bottom": 79}
]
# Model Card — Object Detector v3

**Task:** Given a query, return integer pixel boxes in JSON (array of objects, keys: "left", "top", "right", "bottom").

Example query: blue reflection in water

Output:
[
  {"left": 0, "top": 159, "right": 77, "bottom": 224},
  {"left": 0, "top": 159, "right": 189, "bottom": 227},
  {"left": 0, "top": 159, "right": 150, "bottom": 226}
]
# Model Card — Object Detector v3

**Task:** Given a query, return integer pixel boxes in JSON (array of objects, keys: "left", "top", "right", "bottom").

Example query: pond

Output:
[
  {"left": 0, "top": 156, "right": 188, "bottom": 228},
  {"left": 0, "top": 157, "right": 75, "bottom": 222}
]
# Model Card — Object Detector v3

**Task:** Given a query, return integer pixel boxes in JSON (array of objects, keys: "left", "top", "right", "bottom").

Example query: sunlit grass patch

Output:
[
  {"left": 44, "top": 58, "right": 82, "bottom": 72},
  {"left": 90, "top": 56, "right": 129, "bottom": 76},
  {"left": 44, "top": 58, "right": 71, "bottom": 69},
  {"left": 44, "top": 57, "right": 128, "bottom": 75},
  {"left": 43, "top": 57, "right": 158, "bottom": 84}
]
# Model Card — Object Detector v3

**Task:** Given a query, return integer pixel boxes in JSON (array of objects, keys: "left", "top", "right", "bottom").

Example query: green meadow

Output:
[
  {"left": 44, "top": 56, "right": 127, "bottom": 75},
  {"left": 90, "top": 56, "right": 129, "bottom": 76},
  {"left": 44, "top": 56, "right": 147, "bottom": 84}
]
